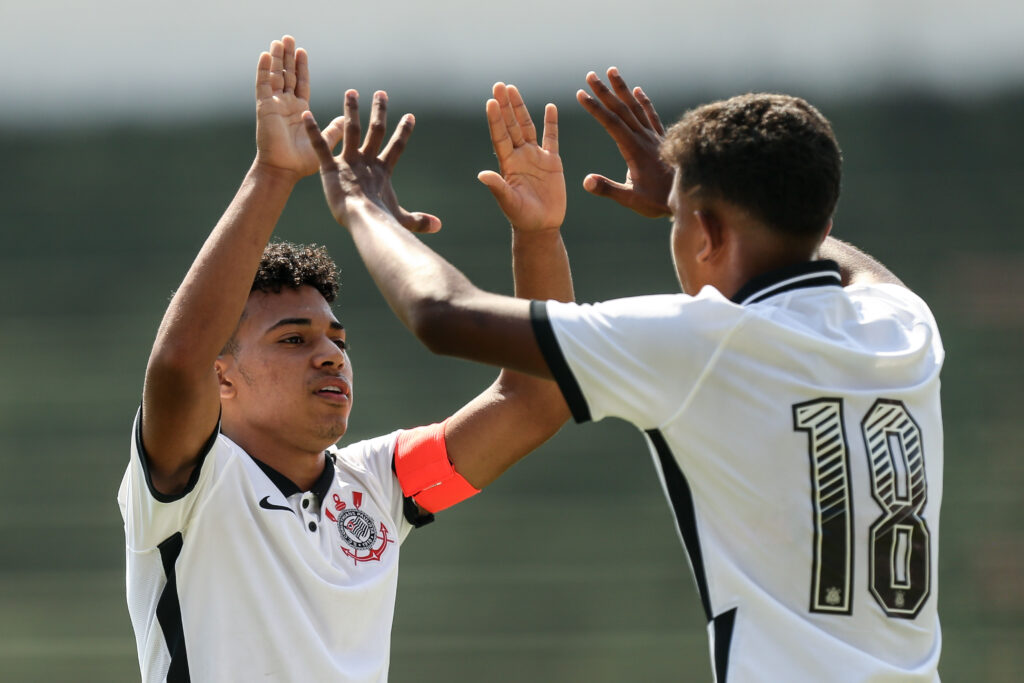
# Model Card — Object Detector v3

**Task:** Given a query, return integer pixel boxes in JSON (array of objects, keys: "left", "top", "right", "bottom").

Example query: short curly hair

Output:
[
  {"left": 252, "top": 241, "right": 339, "bottom": 302},
  {"left": 660, "top": 93, "right": 841, "bottom": 239},
  {"left": 221, "top": 242, "right": 340, "bottom": 356}
]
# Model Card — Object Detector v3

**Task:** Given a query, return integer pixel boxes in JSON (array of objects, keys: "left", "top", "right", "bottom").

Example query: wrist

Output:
[
  {"left": 250, "top": 158, "right": 304, "bottom": 188},
  {"left": 511, "top": 224, "right": 563, "bottom": 242},
  {"left": 341, "top": 194, "right": 387, "bottom": 228}
]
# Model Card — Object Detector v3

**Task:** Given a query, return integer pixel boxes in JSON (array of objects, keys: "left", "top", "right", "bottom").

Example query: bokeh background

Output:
[{"left": 1, "top": 1, "right": 1022, "bottom": 681}]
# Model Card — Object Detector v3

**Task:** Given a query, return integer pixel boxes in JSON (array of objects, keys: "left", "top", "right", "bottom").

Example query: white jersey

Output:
[
  {"left": 118, "top": 413, "right": 415, "bottom": 682},
  {"left": 531, "top": 260, "right": 943, "bottom": 682}
]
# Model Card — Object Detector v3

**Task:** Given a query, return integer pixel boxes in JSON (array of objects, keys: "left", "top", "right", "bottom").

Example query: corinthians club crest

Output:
[{"left": 324, "top": 491, "right": 393, "bottom": 564}]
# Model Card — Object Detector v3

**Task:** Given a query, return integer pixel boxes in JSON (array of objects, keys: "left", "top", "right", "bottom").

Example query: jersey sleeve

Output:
[
  {"left": 117, "top": 408, "right": 222, "bottom": 551},
  {"left": 334, "top": 431, "right": 419, "bottom": 542},
  {"left": 530, "top": 294, "right": 740, "bottom": 429}
]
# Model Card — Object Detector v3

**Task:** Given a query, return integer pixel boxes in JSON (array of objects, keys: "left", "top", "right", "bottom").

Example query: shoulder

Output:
[
  {"left": 331, "top": 430, "right": 404, "bottom": 473},
  {"left": 845, "top": 282, "right": 938, "bottom": 327},
  {"left": 543, "top": 289, "right": 740, "bottom": 328}
]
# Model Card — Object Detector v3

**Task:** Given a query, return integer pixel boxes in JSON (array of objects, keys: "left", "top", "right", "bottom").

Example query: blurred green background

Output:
[{"left": 1, "top": 91, "right": 1022, "bottom": 681}]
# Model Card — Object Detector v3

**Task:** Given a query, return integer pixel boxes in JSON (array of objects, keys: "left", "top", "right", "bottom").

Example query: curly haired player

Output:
[
  {"left": 118, "top": 36, "right": 571, "bottom": 682},
  {"left": 303, "top": 69, "right": 943, "bottom": 682}
]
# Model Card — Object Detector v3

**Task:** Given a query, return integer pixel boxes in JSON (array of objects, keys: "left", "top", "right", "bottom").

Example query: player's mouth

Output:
[{"left": 313, "top": 377, "right": 352, "bottom": 404}]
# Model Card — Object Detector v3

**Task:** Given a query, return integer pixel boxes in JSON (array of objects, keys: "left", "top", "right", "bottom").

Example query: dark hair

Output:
[
  {"left": 252, "top": 241, "right": 339, "bottom": 302},
  {"left": 660, "top": 93, "right": 841, "bottom": 238},
  {"left": 221, "top": 242, "right": 340, "bottom": 356}
]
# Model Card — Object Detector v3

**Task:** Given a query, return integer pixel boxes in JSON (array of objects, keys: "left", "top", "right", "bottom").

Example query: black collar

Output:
[
  {"left": 730, "top": 260, "right": 842, "bottom": 305},
  {"left": 251, "top": 452, "right": 336, "bottom": 502}
]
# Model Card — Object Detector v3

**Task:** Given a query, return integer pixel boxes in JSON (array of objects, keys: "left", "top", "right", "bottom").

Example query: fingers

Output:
[
  {"left": 577, "top": 85, "right": 631, "bottom": 140},
  {"left": 282, "top": 35, "right": 297, "bottom": 94},
  {"left": 506, "top": 85, "right": 536, "bottom": 144},
  {"left": 583, "top": 173, "right": 628, "bottom": 198},
  {"left": 494, "top": 82, "right": 526, "bottom": 147},
  {"left": 485, "top": 98, "right": 514, "bottom": 163},
  {"left": 361, "top": 91, "right": 388, "bottom": 157},
  {"left": 268, "top": 39, "right": 285, "bottom": 94},
  {"left": 634, "top": 86, "right": 665, "bottom": 135},
  {"left": 301, "top": 111, "right": 339, "bottom": 172},
  {"left": 396, "top": 208, "right": 442, "bottom": 234},
  {"left": 583, "top": 173, "right": 669, "bottom": 217},
  {"left": 295, "top": 47, "right": 311, "bottom": 102},
  {"left": 256, "top": 51, "right": 273, "bottom": 101},
  {"left": 584, "top": 70, "right": 643, "bottom": 133},
  {"left": 541, "top": 103, "right": 559, "bottom": 154},
  {"left": 322, "top": 115, "right": 346, "bottom": 152},
  {"left": 477, "top": 170, "right": 513, "bottom": 206},
  {"left": 605, "top": 67, "right": 649, "bottom": 131},
  {"left": 380, "top": 113, "right": 415, "bottom": 173},
  {"left": 341, "top": 90, "right": 361, "bottom": 162}
]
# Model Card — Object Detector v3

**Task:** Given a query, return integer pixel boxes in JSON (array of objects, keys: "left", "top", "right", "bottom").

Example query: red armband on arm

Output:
[{"left": 394, "top": 420, "right": 480, "bottom": 514}]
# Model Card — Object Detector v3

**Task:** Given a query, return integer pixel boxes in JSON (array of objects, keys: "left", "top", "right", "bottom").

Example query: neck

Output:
[
  {"left": 717, "top": 224, "right": 819, "bottom": 299},
  {"left": 223, "top": 420, "right": 328, "bottom": 491}
]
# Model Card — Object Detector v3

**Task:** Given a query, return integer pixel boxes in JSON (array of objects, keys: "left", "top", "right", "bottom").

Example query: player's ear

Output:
[
  {"left": 215, "top": 357, "right": 237, "bottom": 400},
  {"left": 694, "top": 209, "right": 724, "bottom": 263}
]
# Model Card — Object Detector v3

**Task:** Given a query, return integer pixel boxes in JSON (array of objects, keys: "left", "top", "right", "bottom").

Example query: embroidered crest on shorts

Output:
[{"left": 324, "top": 491, "right": 393, "bottom": 564}]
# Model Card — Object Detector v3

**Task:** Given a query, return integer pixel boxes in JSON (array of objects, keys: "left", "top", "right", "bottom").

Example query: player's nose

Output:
[{"left": 312, "top": 335, "right": 346, "bottom": 368}]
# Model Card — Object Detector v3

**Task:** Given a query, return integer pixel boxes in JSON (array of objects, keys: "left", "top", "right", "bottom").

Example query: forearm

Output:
[
  {"left": 818, "top": 236, "right": 905, "bottom": 288},
  {"left": 510, "top": 226, "right": 573, "bottom": 303},
  {"left": 149, "top": 162, "right": 297, "bottom": 374},
  {"left": 344, "top": 197, "right": 548, "bottom": 371},
  {"left": 492, "top": 226, "right": 573, "bottom": 392}
]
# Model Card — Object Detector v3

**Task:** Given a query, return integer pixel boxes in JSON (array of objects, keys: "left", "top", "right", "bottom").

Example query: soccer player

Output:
[
  {"left": 118, "top": 36, "right": 571, "bottom": 682},
  {"left": 303, "top": 71, "right": 943, "bottom": 681}
]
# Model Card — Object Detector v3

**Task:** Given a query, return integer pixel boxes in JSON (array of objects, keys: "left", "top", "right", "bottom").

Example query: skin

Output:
[
  {"left": 143, "top": 36, "right": 571, "bottom": 498},
  {"left": 303, "top": 69, "right": 906, "bottom": 384},
  {"left": 215, "top": 287, "right": 354, "bottom": 484}
]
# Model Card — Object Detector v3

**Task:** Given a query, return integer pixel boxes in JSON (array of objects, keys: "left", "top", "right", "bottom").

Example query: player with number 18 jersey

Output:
[{"left": 531, "top": 260, "right": 943, "bottom": 681}]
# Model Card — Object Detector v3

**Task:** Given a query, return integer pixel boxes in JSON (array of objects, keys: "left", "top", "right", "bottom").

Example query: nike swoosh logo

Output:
[{"left": 259, "top": 496, "right": 294, "bottom": 513}]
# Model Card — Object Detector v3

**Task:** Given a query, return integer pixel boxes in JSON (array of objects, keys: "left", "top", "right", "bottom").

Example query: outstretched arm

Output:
[
  {"left": 577, "top": 68, "right": 674, "bottom": 217},
  {"left": 443, "top": 83, "right": 572, "bottom": 488},
  {"left": 141, "top": 36, "right": 344, "bottom": 494},
  {"left": 303, "top": 91, "right": 549, "bottom": 380}
]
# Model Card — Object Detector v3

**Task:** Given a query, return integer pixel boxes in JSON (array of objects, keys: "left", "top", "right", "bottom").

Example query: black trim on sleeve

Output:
[
  {"left": 134, "top": 406, "right": 219, "bottom": 504},
  {"left": 529, "top": 300, "right": 591, "bottom": 423},
  {"left": 391, "top": 456, "right": 436, "bottom": 528},
  {"left": 645, "top": 429, "right": 713, "bottom": 622},
  {"left": 157, "top": 532, "right": 191, "bottom": 682},
  {"left": 402, "top": 495, "right": 436, "bottom": 529},
  {"left": 712, "top": 607, "right": 737, "bottom": 683}
]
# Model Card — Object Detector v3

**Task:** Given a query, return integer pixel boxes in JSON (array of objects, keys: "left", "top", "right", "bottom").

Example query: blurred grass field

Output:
[{"left": 1, "top": 92, "right": 1022, "bottom": 681}]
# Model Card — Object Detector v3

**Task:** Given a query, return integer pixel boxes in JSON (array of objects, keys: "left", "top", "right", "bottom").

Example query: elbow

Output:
[{"left": 407, "top": 297, "right": 460, "bottom": 356}]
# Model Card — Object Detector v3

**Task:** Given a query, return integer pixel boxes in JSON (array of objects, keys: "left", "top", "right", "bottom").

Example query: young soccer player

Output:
[
  {"left": 118, "top": 36, "right": 571, "bottom": 681},
  {"left": 304, "top": 71, "right": 943, "bottom": 681}
]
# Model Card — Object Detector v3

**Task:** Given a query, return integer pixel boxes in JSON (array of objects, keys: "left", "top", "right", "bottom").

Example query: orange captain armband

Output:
[{"left": 394, "top": 420, "right": 480, "bottom": 514}]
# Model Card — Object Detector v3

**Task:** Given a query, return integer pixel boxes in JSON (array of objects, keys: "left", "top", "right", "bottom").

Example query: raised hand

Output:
[
  {"left": 577, "top": 67, "right": 673, "bottom": 218},
  {"left": 255, "top": 35, "right": 344, "bottom": 180},
  {"left": 477, "top": 83, "right": 566, "bottom": 232},
  {"left": 302, "top": 90, "right": 441, "bottom": 234}
]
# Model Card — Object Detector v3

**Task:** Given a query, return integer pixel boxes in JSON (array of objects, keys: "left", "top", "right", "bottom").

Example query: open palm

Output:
[
  {"left": 254, "top": 36, "right": 343, "bottom": 179},
  {"left": 478, "top": 84, "right": 566, "bottom": 232}
]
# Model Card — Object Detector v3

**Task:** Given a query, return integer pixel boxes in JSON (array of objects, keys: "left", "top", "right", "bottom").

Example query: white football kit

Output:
[
  {"left": 118, "top": 413, "right": 428, "bottom": 682},
  {"left": 531, "top": 260, "right": 943, "bottom": 682}
]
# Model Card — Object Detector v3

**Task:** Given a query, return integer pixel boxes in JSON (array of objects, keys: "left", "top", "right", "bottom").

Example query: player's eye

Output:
[
  {"left": 281, "top": 335, "right": 304, "bottom": 344},
  {"left": 332, "top": 339, "right": 348, "bottom": 351}
]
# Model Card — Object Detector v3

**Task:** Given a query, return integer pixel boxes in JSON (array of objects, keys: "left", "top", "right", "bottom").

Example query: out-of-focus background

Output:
[{"left": 1, "top": 1, "right": 1022, "bottom": 681}]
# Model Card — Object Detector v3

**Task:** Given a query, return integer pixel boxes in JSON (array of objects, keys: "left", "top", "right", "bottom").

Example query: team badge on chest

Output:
[{"left": 324, "top": 490, "right": 393, "bottom": 564}]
